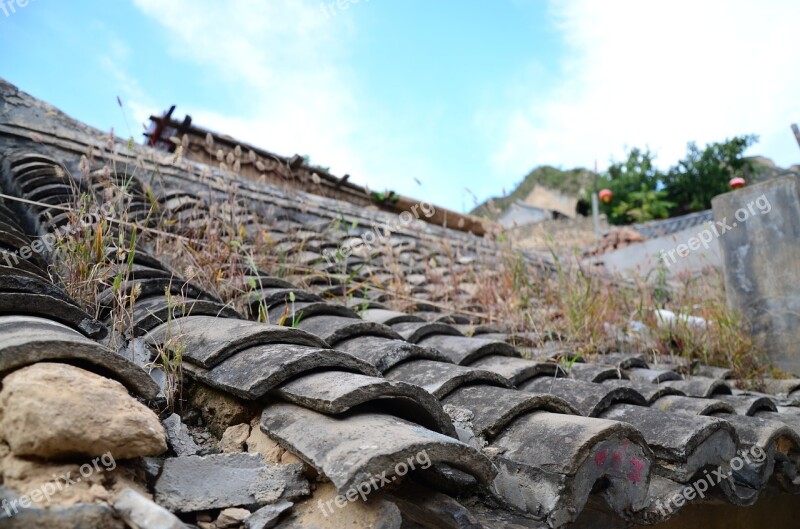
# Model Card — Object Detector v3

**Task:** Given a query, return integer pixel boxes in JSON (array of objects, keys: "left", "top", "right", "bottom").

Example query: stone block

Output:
[{"left": 712, "top": 175, "right": 800, "bottom": 372}]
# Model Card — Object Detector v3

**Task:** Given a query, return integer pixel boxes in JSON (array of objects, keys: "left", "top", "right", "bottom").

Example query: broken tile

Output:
[{"left": 155, "top": 453, "right": 309, "bottom": 512}]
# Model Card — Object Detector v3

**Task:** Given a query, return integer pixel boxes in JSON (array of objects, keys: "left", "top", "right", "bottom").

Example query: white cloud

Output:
[
  {"left": 131, "top": 0, "right": 379, "bottom": 183},
  {"left": 489, "top": 0, "right": 800, "bottom": 177}
]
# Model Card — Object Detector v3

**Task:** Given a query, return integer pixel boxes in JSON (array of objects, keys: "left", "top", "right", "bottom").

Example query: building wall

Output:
[{"left": 523, "top": 185, "right": 578, "bottom": 218}]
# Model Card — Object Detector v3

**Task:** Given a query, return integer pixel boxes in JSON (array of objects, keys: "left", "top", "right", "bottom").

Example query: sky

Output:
[{"left": 1, "top": 0, "right": 799, "bottom": 212}]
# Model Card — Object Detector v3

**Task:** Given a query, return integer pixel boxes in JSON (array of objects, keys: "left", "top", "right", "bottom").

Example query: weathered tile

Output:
[
  {"left": 276, "top": 371, "right": 457, "bottom": 437},
  {"left": 260, "top": 402, "right": 496, "bottom": 493},
  {"left": 199, "top": 343, "right": 380, "bottom": 400},
  {"left": 155, "top": 453, "right": 308, "bottom": 512},
  {"left": 385, "top": 359, "right": 510, "bottom": 398},
  {"left": 145, "top": 316, "right": 330, "bottom": 368}
]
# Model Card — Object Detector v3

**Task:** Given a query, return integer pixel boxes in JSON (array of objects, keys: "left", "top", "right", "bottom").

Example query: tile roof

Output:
[
  {"left": 2, "top": 77, "right": 800, "bottom": 528},
  {"left": 632, "top": 209, "right": 715, "bottom": 239}
]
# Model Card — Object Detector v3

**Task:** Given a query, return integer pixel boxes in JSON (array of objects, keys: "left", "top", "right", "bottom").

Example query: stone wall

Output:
[{"left": 712, "top": 174, "right": 800, "bottom": 373}]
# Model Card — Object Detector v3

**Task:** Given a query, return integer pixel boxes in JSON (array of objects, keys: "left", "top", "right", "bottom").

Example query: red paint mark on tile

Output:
[
  {"left": 627, "top": 456, "right": 645, "bottom": 484},
  {"left": 611, "top": 450, "right": 623, "bottom": 468},
  {"left": 595, "top": 449, "right": 608, "bottom": 467},
  {"left": 623, "top": 439, "right": 631, "bottom": 449}
]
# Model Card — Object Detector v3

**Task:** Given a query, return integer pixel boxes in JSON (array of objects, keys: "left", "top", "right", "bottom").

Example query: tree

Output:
[
  {"left": 594, "top": 148, "right": 672, "bottom": 225},
  {"left": 612, "top": 185, "right": 675, "bottom": 223},
  {"left": 663, "top": 135, "right": 758, "bottom": 214}
]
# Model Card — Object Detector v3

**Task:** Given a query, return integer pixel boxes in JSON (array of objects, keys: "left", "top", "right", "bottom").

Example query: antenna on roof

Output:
[{"left": 592, "top": 159, "right": 600, "bottom": 241}]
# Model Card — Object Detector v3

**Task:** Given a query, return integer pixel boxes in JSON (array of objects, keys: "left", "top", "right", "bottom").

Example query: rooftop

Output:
[{"left": 1, "top": 78, "right": 799, "bottom": 529}]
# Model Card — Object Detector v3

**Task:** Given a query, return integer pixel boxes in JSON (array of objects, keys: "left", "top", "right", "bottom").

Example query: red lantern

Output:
[
  {"left": 599, "top": 188, "right": 613, "bottom": 204},
  {"left": 729, "top": 177, "right": 746, "bottom": 189}
]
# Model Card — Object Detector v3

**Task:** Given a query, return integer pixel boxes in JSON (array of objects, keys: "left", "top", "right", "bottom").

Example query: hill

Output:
[{"left": 471, "top": 165, "right": 595, "bottom": 220}]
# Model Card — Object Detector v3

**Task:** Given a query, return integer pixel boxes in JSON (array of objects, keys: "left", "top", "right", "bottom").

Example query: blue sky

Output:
[{"left": 2, "top": 0, "right": 799, "bottom": 212}]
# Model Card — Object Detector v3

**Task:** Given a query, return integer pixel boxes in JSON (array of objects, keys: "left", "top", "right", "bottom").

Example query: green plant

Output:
[
  {"left": 663, "top": 135, "right": 758, "bottom": 214},
  {"left": 611, "top": 185, "right": 675, "bottom": 223},
  {"left": 370, "top": 190, "right": 400, "bottom": 205},
  {"left": 593, "top": 147, "right": 667, "bottom": 225},
  {"left": 150, "top": 289, "right": 187, "bottom": 412}
]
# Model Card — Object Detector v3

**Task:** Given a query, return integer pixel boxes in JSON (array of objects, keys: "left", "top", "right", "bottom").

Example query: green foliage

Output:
[
  {"left": 592, "top": 135, "right": 758, "bottom": 225},
  {"left": 612, "top": 186, "right": 675, "bottom": 223},
  {"left": 663, "top": 135, "right": 758, "bottom": 214},
  {"left": 595, "top": 148, "right": 673, "bottom": 225},
  {"left": 477, "top": 135, "right": 758, "bottom": 225},
  {"left": 370, "top": 190, "right": 400, "bottom": 205}
]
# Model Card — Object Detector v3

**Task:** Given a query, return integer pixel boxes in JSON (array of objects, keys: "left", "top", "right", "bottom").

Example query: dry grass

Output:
[
  {"left": 467, "top": 241, "right": 767, "bottom": 386},
  {"left": 33, "top": 146, "right": 770, "bottom": 390}
]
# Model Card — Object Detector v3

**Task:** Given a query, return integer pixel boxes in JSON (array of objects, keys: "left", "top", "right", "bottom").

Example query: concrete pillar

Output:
[{"left": 711, "top": 174, "right": 800, "bottom": 373}]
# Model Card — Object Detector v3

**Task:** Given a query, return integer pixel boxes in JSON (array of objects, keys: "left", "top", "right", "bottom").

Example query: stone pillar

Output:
[{"left": 711, "top": 174, "right": 800, "bottom": 373}]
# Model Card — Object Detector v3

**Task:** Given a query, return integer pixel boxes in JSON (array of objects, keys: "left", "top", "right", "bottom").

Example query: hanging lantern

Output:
[
  {"left": 729, "top": 177, "right": 746, "bottom": 189},
  {"left": 599, "top": 188, "right": 613, "bottom": 204}
]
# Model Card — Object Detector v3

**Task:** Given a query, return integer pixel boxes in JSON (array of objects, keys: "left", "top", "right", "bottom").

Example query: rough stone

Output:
[
  {"left": 163, "top": 414, "right": 200, "bottom": 457},
  {"left": 1, "top": 453, "right": 146, "bottom": 508},
  {"left": 272, "top": 482, "right": 401, "bottom": 529},
  {"left": 189, "top": 384, "right": 259, "bottom": 436},
  {"left": 215, "top": 507, "right": 252, "bottom": 528},
  {"left": 155, "top": 453, "right": 309, "bottom": 513},
  {"left": 246, "top": 418, "right": 285, "bottom": 463},
  {"left": 712, "top": 175, "right": 800, "bottom": 372},
  {"left": 139, "top": 456, "right": 164, "bottom": 483},
  {"left": 0, "top": 363, "right": 166, "bottom": 459},
  {"left": 280, "top": 451, "right": 303, "bottom": 466},
  {"left": 2, "top": 503, "right": 126, "bottom": 529},
  {"left": 221, "top": 424, "right": 251, "bottom": 453},
  {"left": 244, "top": 500, "right": 293, "bottom": 529},
  {"left": 113, "top": 487, "right": 188, "bottom": 529}
]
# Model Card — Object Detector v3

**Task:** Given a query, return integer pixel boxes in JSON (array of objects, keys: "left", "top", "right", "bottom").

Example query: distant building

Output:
[
  {"left": 498, "top": 201, "right": 566, "bottom": 228},
  {"left": 522, "top": 185, "right": 579, "bottom": 219}
]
